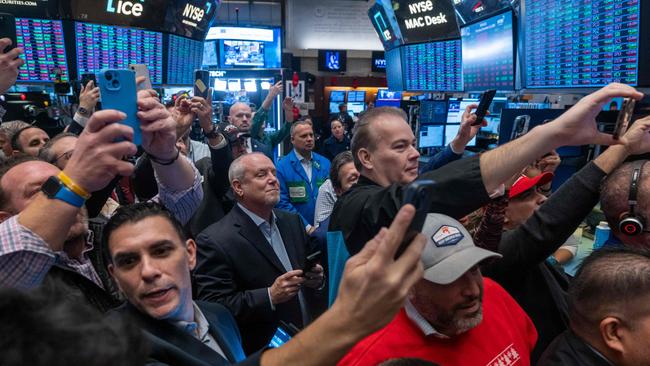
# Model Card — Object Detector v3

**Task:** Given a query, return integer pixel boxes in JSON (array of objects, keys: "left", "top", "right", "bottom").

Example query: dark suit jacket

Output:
[
  {"left": 251, "top": 138, "right": 274, "bottom": 160},
  {"left": 110, "top": 301, "right": 259, "bottom": 366},
  {"left": 194, "top": 205, "right": 325, "bottom": 354}
]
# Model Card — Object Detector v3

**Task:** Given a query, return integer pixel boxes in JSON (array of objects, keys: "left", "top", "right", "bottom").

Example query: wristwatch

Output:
[
  {"left": 41, "top": 176, "right": 85, "bottom": 208},
  {"left": 77, "top": 106, "right": 91, "bottom": 117},
  {"left": 204, "top": 124, "right": 219, "bottom": 139}
]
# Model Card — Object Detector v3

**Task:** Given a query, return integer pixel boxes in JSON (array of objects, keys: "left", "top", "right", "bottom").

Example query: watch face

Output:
[{"left": 41, "top": 176, "right": 61, "bottom": 198}]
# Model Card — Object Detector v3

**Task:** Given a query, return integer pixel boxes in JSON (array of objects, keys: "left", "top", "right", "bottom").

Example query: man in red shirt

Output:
[{"left": 339, "top": 213, "right": 538, "bottom": 366}]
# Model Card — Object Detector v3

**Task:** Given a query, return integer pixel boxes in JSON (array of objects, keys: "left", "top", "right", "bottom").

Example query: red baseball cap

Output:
[{"left": 509, "top": 172, "right": 554, "bottom": 199}]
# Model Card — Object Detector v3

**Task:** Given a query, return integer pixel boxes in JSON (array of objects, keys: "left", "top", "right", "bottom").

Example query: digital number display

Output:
[
  {"left": 403, "top": 39, "right": 462, "bottom": 91},
  {"left": 167, "top": 35, "right": 204, "bottom": 85},
  {"left": 15, "top": 18, "right": 69, "bottom": 83}
]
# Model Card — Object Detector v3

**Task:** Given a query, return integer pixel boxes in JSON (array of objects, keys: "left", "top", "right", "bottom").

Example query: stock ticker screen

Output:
[
  {"left": 402, "top": 39, "right": 463, "bottom": 91},
  {"left": 15, "top": 18, "right": 69, "bottom": 82},
  {"left": 75, "top": 22, "right": 163, "bottom": 84},
  {"left": 524, "top": 0, "right": 640, "bottom": 88},
  {"left": 167, "top": 35, "right": 204, "bottom": 85},
  {"left": 461, "top": 11, "right": 514, "bottom": 91}
]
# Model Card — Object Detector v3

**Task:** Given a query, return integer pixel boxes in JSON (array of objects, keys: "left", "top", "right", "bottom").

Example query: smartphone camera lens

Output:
[
  {"left": 111, "top": 80, "right": 119, "bottom": 88},
  {"left": 105, "top": 71, "right": 112, "bottom": 81}
]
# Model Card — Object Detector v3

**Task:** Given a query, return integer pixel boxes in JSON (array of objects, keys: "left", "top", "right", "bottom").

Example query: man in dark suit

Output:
[
  {"left": 102, "top": 202, "right": 256, "bottom": 366},
  {"left": 194, "top": 152, "right": 326, "bottom": 354},
  {"left": 228, "top": 102, "right": 274, "bottom": 159}
]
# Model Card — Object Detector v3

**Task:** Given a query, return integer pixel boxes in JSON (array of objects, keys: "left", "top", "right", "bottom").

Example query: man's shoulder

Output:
[
  {"left": 198, "top": 209, "right": 241, "bottom": 240},
  {"left": 196, "top": 300, "right": 235, "bottom": 321}
]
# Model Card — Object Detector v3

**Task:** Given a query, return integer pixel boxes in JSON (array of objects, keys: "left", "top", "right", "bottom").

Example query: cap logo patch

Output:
[{"left": 432, "top": 225, "right": 463, "bottom": 247}]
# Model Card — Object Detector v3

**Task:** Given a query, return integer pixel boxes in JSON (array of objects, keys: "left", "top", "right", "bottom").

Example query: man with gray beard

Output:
[
  {"left": 339, "top": 213, "right": 538, "bottom": 366},
  {"left": 194, "top": 152, "right": 326, "bottom": 354}
]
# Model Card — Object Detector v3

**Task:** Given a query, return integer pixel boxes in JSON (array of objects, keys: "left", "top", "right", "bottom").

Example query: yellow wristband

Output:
[{"left": 57, "top": 172, "right": 91, "bottom": 199}]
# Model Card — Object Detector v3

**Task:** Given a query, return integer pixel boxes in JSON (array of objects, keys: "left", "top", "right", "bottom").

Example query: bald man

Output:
[{"left": 228, "top": 102, "right": 273, "bottom": 159}]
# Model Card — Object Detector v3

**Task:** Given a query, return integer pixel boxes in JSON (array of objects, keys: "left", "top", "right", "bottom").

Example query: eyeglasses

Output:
[{"left": 53, "top": 149, "right": 74, "bottom": 164}]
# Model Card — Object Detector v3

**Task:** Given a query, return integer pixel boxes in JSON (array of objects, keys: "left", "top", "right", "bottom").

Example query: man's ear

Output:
[
  {"left": 186, "top": 239, "right": 197, "bottom": 270},
  {"left": 357, "top": 148, "right": 373, "bottom": 171},
  {"left": 600, "top": 316, "right": 625, "bottom": 354},
  {"left": 232, "top": 179, "right": 244, "bottom": 198},
  {"left": 107, "top": 263, "right": 124, "bottom": 293}
]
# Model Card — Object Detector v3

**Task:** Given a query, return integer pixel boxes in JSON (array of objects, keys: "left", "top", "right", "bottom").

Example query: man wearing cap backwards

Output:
[{"left": 338, "top": 213, "right": 538, "bottom": 366}]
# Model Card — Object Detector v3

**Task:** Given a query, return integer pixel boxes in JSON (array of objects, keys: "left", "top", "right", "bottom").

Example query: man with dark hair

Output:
[
  {"left": 195, "top": 152, "right": 326, "bottom": 353},
  {"left": 107, "top": 202, "right": 429, "bottom": 366},
  {"left": 321, "top": 119, "right": 350, "bottom": 161},
  {"left": 0, "top": 120, "right": 31, "bottom": 158},
  {"left": 330, "top": 84, "right": 645, "bottom": 255},
  {"left": 38, "top": 132, "right": 78, "bottom": 168},
  {"left": 539, "top": 247, "right": 650, "bottom": 365},
  {"left": 0, "top": 282, "right": 147, "bottom": 366},
  {"left": 0, "top": 90, "right": 203, "bottom": 313},
  {"left": 11, "top": 125, "right": 49, "bottom": 157}
]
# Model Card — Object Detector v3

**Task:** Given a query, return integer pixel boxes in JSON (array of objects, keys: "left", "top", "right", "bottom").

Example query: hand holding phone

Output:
[
  {"left": 194, "top": 70, "right": 210, "bottom": 99},
  {"left": 397, "top": 180, "right": 435, "bottom": 258},
  {"left": 0, "top": 13, "right": 17, "bottom": 54},
  {"left": 303, "top": 250, "right": 322, "bottom": 272},
  {"left": 613, "top": 98, "right": 636, "bottom": 139},
  {"left": 472, "top": 89, "right": 496, "bottom": 126},
  {"left": 97, "top": 69, "right": 142, "bottom": 145},
  {"left": 129, "top": 64, "right": 152, "bottom": 90}
]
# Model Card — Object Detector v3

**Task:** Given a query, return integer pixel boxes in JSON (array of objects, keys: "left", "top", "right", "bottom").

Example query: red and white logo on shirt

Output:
[{"left": 486, "top": 344, "right": 521, "bottom": 366}]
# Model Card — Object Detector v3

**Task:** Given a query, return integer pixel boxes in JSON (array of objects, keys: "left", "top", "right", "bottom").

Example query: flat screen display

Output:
[
  {"left": 461, "top": 11, "right": 515, "bottom": 91},
  {"left": 330, "top": 90, "right": 346, "bottom": 102},
  {"left": 393, "top": 0, "right": 460, "bottom": 44},
  {"left": 221, "top": 40, "right": 265, "bottom": 67},
  {"left": 347, "top": 91, "right": 366, "bottom": 103},
  {"left": 524, "top": 0, "right": 640, "bottom": 88},
  {"left": 375, "top": 89, "right": 402, "bottom": 107},
  {"left": 418, "top": 125, "right": 444, "bottom": 148},
  {"left": 318, "top": 50, "right": 346, "bottom": 72},
  {"left": 15, "top": 18, "right": 69, "bottom": 83},
  {"left": 372, "top": 51, "right": 386, "bottom": 73},
  {"left": 202, "top": 40, "right": 218, "bottom": 66},
  {"left": 347, "top": 102, "right": 365, "bottom": 114},
  {"left": 419, "top": 100, "right": 448, "bottom": 124},
  {"left": 75, "top": 22, "right": 163, "bottom": 84},
  {"left": 402, "top": 39, "right": 462, "bottom": 91},
  {"left": 167, "top": 35, "right": 204, "bottom": 85},
  {"left": 445, "top": 124, "right": 476, "bottom": 146},
  {"left": 446, "top": 98, "right": 479, "bottom": 123},
  {"left": 453, "top": 0, "right": 512, "bottom": 25},
  {"left": 163, "top": 0, "right": 220, "bottom": 40},
  {"left": 64, "top": 0, "right": 168, "bottom": 29},
  {"left": 367, "top": 0, "right": 404, "bottom": 50}
]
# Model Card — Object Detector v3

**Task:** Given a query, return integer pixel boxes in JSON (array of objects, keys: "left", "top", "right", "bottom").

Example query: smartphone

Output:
[
  {"left": 398, "top": 180, "right": 436, "bottom": 258},
  {"left": 303, "top": 250, "right": 321, "bottom": 272},
  {"left": 194, "top": 69, "right": 210, "bottom": 99},
  {"left": 97, "top": 69, "right": 142, "bottom": 145},
  {"left": 129, "top": 64, "right": 152, "bottom": 90},
  {"left": 472, "top": 89, "right": 496, "bottom": 126},
  {"left": 0, "top": 13, "right": 17, "bottom": 53},
  {"left": 510, "top": 115, "right": 531, "bottom": 141},
  {"left": 613, "top": 98, "right": 636, "bottom": 139}
]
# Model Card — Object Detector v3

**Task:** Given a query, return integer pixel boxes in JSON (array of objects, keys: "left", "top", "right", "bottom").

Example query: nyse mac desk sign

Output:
[
  {"left": 164, "top": 0, "right": 220, "bottom": 40},
  {"left": 393, "top": 0, "right": 460, "bottom": 44}
]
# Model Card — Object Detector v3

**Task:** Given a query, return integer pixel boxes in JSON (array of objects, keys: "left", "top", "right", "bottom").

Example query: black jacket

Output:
[
  {"left": 538, "top": 330, "right": 613, "bottom": 366},
  {"left": 320, "top": 135, "right": 350, "bottom": 161},
  {"left": 194, "top": 205, "right": 325, "bottom": 354},
  {"left": 482, "top": 162, "right": 606, "bottom": 363},
  {"left": 43, "top": 264, "right": 121, "bottom": 313},
  {"left": 329, "top": 155, "right": 490, "bottom": 255},
  {"left": 110, "top": 301, "right": 263, "bottom": 366}
]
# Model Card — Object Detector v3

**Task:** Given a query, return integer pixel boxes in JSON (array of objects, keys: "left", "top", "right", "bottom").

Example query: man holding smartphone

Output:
[{"left": 0, "top": 37, "right": 24, "bottom": 121}]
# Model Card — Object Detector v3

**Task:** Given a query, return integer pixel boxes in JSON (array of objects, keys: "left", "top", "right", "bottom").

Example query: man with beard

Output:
[
  {"left": 194, "top": 153, "right": 326, "bottom": 354},
  {"left": 339, "top": 213, "right": 537, "bottom": 366},
  {"left": 276, "top": 120, "right": 331, "bottom": 231},
  {"left": 0, "top": 90, "right": 203, "bottom": 312}
]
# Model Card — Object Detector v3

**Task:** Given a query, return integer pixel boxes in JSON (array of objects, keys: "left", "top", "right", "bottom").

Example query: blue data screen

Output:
[
  {"left": 403, "top": 40, "right": 463, "bottom": 92},
  {"left": 16, "top": 18, "right": 69, "bottom": 82},
  {"left": 167, "top": 35, "right": 204, "bottom": 85},
  {"left": 524, "top": 0, "right": 640, "bottom": 88}
]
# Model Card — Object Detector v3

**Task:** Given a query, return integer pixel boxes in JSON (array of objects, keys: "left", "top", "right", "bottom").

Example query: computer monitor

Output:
[
  {"left": 446, "top": 98, "right": 479, "bottom": 123},
  {"left": 329, "top": 90, "right": 346, "bottom": 113},
  {"left": 481, "top": 115, "right": 501, "bottom": 135},
  {"left": 461, "top": 10, "right": 515, "bottom": 91},
  {"left": 318, "top": 50, "right": 347, "bottom": 72},
  {"left": 498, "top": 109, "right": 565, "bottom": 145},
  {"left": 419, "top": 101, "right": 448, "bottom": 124},
  {"left": 221, "top": 40, "right": 265, "bottom": 67},
  {"left": 445, "top": 124, "right": 476, "bottom": 146},
  {"left": 202, "top": 40, "right": 219, "bottom": 66},
  {"left": 402, "top": 39, "right": 463, "bottom": 91},
  {"left": 375, "top": 89, "right": 402, "bottom": 108},
  {"left": 347, "top": 91, "right": 366, "bottom": 103},
  {"left": 347, "top": 102, "right": 366, "bottom": 115},
  {"left": 15, "top": 18, "right": 69, "bottom": 83},
  {"left": 418, "top": 125, "right": 445, "bottom": 148},
  {"left": 167, "top": 35, "right": 204, "bottom": 85}
]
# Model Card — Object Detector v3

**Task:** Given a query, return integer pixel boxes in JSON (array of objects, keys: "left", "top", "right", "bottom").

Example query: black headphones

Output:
[{"left": 619, "top": 160, "right": 647, "bottom": 236}]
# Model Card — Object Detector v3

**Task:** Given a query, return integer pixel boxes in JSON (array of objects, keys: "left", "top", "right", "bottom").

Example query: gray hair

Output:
[
  {"left": 228, "top": 154, "right": 248, "bottom": 184},
  {"left": 290, "top": 119, "right": 313, "bottom": 137}
]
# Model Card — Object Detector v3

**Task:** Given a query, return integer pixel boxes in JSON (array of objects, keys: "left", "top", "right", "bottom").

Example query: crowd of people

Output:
[{"left": 2, "top": 35, "right": 650, "bottom": 366}]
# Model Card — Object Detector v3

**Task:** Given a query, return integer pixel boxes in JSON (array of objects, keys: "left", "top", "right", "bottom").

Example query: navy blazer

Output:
[{"left": 110, "top": 301, "right": 258, "bottom": 366}]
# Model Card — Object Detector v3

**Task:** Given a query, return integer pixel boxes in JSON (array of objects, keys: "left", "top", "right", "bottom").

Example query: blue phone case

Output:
[{"left": 97, "top": 69, "right": 141, "bottom": 146}]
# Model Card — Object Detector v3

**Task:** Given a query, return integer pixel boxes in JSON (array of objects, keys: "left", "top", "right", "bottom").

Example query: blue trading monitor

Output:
[
  {"left": 524, "top": 0, "right": 640, "bottom": 88},
  {"left": 15, "top": 18, "right": 69, "bottom": 83},
  {"left": 375, "top": 89, "right": 402, "bottom": 108},
  {"left": 446, "top": 98, "right": 479, "bottom": 124},
  {"left": 461, "top": 11, "right": 515, "bottom": 91},
  {"left": 75, "top": 22, "right": 163, "bottom": 84},
  {"left": 347, "top": 91, "right": 366, "bottom": 103},
  {"left": 402, "top": 40, "right": 463, "bottom": 92},
  {"left": 385, "top": 47, "right": 404, "bottom": 91},
  {"left": 418, "top": 125, "right": 445, "bottom": 148},
  {"left": 329, "top": 90, "right": 346, "bottom": 113},
  {"left": 221, "top": 40, "right": 265, "bottom": 67},
  {"left": 167, "top": 35, "right": 204, "bottom": 85},
  {"left": 347, "top": 102, "right": 366, "bottom": 115},
  {"left": 445, "top": 124, "right": 477, "bottom": 146},
  {"left": 419, "top": 100, "right": 448, "bottom": 124}
]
